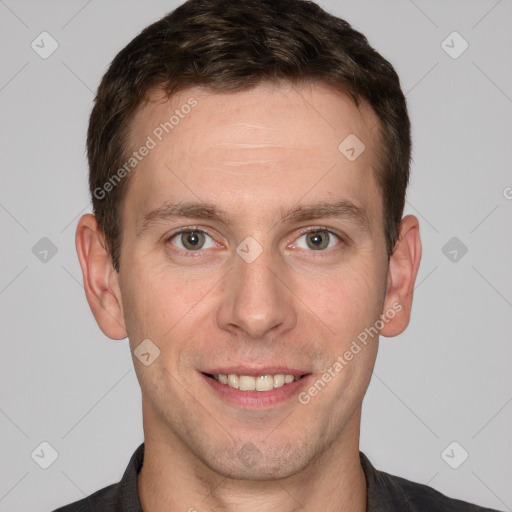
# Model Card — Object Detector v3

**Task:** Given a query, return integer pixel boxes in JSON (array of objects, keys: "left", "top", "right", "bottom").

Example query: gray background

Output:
[{"left": 0, "top": 0, "right": 511, "bottom": 510}]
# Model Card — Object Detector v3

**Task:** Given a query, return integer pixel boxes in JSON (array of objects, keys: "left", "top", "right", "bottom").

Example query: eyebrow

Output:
[
  {"left": 137, "top": 199, "right": 370, "bottom": 236},
  {"left": 137, "top": 202, "right": 230, "bottom": 236}
]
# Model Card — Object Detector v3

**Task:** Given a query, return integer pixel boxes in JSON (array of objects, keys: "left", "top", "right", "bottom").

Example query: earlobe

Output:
[
  {"left": 380, "top": 215, "right": 422, "bottom": 338},
  {"left": 75, "top": 214, "right": 127, "bottom": 340}
]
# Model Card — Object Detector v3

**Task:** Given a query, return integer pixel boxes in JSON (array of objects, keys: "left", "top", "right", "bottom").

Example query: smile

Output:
[
  {"left": 210, "top": 373, "right": 301, "bottom": 391},
  {"left": 201, "top": 369, "right": 311, "bottom": 408}
]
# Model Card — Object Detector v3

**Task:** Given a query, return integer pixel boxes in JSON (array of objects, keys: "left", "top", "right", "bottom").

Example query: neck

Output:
[{"left": 138, "top": 406, "right": 367, "bottom": 512}]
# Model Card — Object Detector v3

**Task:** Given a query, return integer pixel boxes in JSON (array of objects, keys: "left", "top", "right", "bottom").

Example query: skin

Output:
[{"left": 76, "top": 81, "right": 421, "bottom": 512}]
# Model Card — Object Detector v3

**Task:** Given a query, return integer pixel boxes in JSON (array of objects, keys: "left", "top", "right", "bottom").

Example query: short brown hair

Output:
[{"left": 87, "top": 0, "right": 410, "bottom": 271}]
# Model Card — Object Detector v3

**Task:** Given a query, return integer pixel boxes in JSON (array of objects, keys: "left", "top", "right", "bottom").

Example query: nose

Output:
[{"left": 216, "top": 250, "right": 297, "bottom": 340}]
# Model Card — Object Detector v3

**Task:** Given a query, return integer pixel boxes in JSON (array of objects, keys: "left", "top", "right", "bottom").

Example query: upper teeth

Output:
[{"left": 215, "top": 374, "right": 298, "bottom": 391}]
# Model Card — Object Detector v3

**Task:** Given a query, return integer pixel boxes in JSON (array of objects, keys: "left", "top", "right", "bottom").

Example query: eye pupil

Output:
[
  {"left": 306, "top": 231, "right": 329, "bottom": 250},
  {"left": 183, "top": 230, "right": 204, "bottom": 250}
]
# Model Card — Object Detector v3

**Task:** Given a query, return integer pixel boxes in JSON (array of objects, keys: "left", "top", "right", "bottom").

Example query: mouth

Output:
[
  {"left": 201, "top": 369, "right": 311, "bottom": 408},
  {"left": 204, "top": 372, "right": 305, "bottom": 391}
]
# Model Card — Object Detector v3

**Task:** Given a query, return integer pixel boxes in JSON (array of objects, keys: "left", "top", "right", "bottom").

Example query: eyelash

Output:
[{"left": 164, "top": 226, "right": 344, "bottom": 255}]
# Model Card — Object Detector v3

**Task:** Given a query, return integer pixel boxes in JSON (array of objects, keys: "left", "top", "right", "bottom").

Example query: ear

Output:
[
  {"left": 380, "top": 215, "right": 422, "bottom": 337},
  {"left": 75, "top": 214, "right": 127, "bottom": 340}
]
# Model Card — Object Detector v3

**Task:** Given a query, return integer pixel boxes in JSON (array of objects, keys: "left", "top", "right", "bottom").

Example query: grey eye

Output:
[
  {"left": 170, "top": 230, "right": 215, "bottom": 251},
  {"left": 295, "top": 230, "right": 339, "bottom": 251}
]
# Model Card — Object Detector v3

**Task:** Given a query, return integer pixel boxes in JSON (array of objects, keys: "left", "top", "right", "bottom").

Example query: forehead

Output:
[{"left": 124, "top": 82, "right": 382, "bottom": 226}]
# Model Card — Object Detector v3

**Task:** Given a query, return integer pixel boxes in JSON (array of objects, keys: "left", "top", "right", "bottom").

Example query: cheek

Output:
[
  {"left": 120, "top": 262, "right": 216, "bottom": 347},
  {"left": 296, "top": 261, "right": 385, "bottom": 339},
  {"left": 119, "top": 264, "right": 170, "bottom": 343}
]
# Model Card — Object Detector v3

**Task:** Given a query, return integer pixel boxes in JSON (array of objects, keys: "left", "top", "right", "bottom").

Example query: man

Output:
[{"left": 55, "top": 0, "right": 500, "bottom": 510}]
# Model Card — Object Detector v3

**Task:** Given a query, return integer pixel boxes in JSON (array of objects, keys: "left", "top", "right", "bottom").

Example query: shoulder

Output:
[
  {"left": 51, "top": 482, "right": 120, "bottom": 512},
  {"left": 391, "top": 472, "right": 499, "bottom": 511},
  {"left": 360, "top": 452, "right": 501, "bottom": 512},
  {"left": 52, "top": 443, "right": 144, "bottom": 512}
]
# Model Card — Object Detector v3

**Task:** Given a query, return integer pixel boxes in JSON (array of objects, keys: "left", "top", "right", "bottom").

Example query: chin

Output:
[{"left": 200, "top": 439, "right": 317, "bottom": 482}]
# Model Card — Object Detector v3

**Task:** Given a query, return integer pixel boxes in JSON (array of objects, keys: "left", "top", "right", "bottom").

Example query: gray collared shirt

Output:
[{"left": 53, "top": 443, "right": 501, "bottom": 511}]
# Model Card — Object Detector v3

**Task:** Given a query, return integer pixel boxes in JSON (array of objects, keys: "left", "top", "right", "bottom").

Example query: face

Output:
[{"left": 96, "top": 82, "right": 407, "bottom": 479}]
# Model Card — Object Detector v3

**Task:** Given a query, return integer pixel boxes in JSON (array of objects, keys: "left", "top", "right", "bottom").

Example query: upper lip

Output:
[{"left": 202, "top": 367, "right": 310, "bottom": 376}]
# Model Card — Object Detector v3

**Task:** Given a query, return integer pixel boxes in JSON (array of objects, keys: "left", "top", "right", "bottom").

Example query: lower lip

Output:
[{"left": 201, "top": 373, "right": 312, "bottom": 408}]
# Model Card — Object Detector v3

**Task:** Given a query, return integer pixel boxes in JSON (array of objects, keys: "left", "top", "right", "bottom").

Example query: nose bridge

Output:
[{"left": 216, "top": 246, "right": 296, "bottom": 339}]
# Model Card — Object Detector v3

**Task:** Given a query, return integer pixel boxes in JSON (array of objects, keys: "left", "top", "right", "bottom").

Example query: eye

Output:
[
  {"left": 168, "top": 230, "right": 216, "bottom": 251},
  {"left": 294, "top": 229, "right": 340, "bottom": 251}
]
